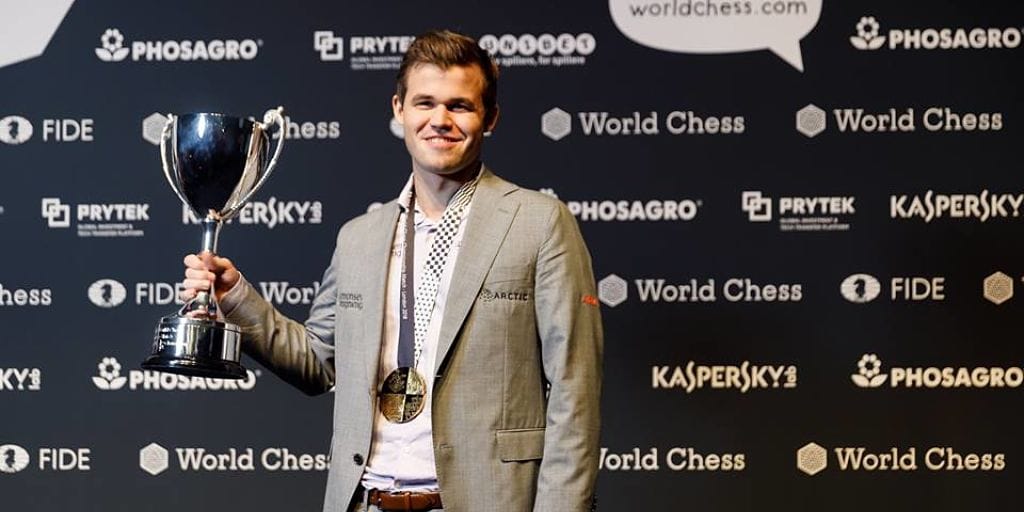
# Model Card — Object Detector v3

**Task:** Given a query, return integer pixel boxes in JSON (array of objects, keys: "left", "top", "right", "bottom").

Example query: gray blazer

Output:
[{"left": 223, "top": 168, "right": 603, "bottom": 512}]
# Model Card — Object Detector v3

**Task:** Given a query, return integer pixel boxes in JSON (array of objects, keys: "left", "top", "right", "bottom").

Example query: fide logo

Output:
[
  {"left": 0, "top": 444, "right": 30, "bottom": 474},
  {"left": 0, "top": 116, "right": 33, "bottom": 144},
  {"left": 840, "top": 274, "right": 881, "bottom": 303},
  {"left": 88, "top": 279, "right": 127, "bottom": 308}
]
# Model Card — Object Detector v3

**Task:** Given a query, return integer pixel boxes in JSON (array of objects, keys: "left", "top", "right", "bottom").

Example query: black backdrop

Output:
[{"left": 1, "top": 1, "right": 1023, "bottom": 510}]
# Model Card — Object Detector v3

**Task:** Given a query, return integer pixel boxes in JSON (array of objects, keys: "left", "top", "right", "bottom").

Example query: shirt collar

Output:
[{"left": 396, "top": 164, "right": 484, "bottom": 215}]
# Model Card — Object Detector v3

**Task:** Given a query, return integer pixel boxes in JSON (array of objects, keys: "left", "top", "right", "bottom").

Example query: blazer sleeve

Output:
[
  {"left": 220, "top": 230, "right": 341, "bottom": 396},
  {"left": 532, "top": 201, "right": 604, "bottom": 512}
]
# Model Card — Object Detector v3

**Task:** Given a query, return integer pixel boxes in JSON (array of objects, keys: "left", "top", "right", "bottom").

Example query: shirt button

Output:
[{"left": 353, "top": 453, "right": 364, "bottom": 465}]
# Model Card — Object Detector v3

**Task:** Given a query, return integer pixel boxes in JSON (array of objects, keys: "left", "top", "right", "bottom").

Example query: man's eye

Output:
[
  {"left": 450, "top": 104, "right": 471, "bottom": 112},
  {"left": 415, "top": 101, "right": 433, "bottom": 108}
]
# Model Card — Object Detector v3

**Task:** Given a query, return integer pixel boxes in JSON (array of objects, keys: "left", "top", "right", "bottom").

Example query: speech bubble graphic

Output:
[{"left": 609, "top": 0, "right": 822, "bottom": 71}]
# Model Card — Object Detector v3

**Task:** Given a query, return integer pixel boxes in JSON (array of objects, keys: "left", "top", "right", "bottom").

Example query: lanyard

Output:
[{"left": 397, "top": 188, "right": 417, "bottom": 369}]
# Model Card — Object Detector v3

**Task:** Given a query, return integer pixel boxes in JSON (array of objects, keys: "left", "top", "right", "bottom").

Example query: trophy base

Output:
[{"left": 142, "top": 314, "right": 246, "bottom": 380}]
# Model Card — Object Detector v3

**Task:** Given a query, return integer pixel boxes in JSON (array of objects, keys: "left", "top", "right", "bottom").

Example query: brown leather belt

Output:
[{"left": 366, "top": 488, "right": 443, "bottom": 511}]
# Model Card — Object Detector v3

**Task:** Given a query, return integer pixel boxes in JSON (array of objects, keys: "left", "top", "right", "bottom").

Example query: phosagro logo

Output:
[
  {"left": 479, "top": 33, "right": 595, "bottom": 68},
  {"left": 850, "top": 16, "right": 1022, "bottom": 51},
  {"left": 94, "top": 28, "right": 261, "bottom": 62},
  {"left": 0, "top": 445, "right": 30, "bottom": 474},
  {"left": 42, "top": 198, "right": 147, "bottom": 237},
  {"left": 0, "top": 116, "right": 33, "bottom": 144},
  {"left": 652, "top": 361, "right": 797, "bottom": 393},
  {"left": 892, "top": 190, "right": 1022, "bottom": 223},
  {"left": 566, "top": 198, "right": 701, "bottom": 222},
  {"left": 183, "top": 198, "right": 321, "bottom": 229},
  {"left": 851, "top": 353, "right": 1024, "bottom": 389},
  {"left": 742, "top": 191, "right": 854, "bottom": 232},
  {"left": 93, "top": 357, "right": 258, "bottom": 391}
]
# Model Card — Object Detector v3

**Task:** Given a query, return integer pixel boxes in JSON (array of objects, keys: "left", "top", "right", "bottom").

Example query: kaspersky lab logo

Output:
[{"left": 94, "top": 28, "right": 261, "bottom": 62}]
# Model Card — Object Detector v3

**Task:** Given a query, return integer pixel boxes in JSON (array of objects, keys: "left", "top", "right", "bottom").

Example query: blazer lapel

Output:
[
  {"left": 433, "top": 168, "right": 519, "bottom": 375},
  {"left": 360, "top": 203, "right": 400, "bottom": 386}
]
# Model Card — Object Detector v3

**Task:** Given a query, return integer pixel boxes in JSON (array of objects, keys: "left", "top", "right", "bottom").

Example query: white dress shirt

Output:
[{"left": 361, "top": 174, "right": 475, "bottom": 492}]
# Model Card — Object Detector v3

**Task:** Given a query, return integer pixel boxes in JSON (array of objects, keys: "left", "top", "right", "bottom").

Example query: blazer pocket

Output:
[
  {"left": 496, "top": 427, "right": 546, "bottom": 462},
  {"left": 484, "top": 265, "right": 533, "bottom": 286}
]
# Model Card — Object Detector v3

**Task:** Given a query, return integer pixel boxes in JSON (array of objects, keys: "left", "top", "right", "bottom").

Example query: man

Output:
[{"left": 182, "top": 30, "right": 602, "bottom": 512}]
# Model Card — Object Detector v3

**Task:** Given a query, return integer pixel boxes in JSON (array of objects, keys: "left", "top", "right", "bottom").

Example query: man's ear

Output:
[
  {"left": 391, "top": 94, "right": 403, "bottom": 124},
  {"left": 485, "top": 104, "right": 500, "bottom": 134}
]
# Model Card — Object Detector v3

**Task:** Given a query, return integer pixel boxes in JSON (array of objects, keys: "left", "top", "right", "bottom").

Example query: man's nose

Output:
[{"left": 429, "top": 105, "right": 452, "bottom": 128}]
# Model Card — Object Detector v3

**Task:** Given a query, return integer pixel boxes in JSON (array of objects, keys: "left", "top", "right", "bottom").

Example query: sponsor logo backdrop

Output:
[{"left": 0, "top": 1, "right": 1021, "bottom": 510}]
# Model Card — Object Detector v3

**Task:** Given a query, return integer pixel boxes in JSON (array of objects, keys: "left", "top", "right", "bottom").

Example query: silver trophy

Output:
[{"left": 142, "top": 107, "right": 285, "bottom": 379}]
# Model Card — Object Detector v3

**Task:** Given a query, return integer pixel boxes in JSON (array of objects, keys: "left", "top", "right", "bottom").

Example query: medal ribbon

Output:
[{"left": 397, "top": 175, "right": 479, "bottom": 370}]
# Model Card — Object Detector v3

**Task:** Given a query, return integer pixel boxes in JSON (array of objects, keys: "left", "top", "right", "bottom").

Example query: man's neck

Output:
[{"left": 412, "top": 163, "right": 480, "bottom": 221}]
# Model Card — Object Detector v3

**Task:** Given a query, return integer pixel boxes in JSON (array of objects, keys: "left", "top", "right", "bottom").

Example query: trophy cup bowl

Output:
[{"left": 142, "top": 107, "right": 285, "bottom": 379}]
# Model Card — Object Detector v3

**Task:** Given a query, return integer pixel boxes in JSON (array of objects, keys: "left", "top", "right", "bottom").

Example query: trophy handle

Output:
[
  {"left": 159, "top": 114, "right": 193, "bottom": 212},
  {"left": 235, "top": 106, "right": 285, "bottom": 209}
]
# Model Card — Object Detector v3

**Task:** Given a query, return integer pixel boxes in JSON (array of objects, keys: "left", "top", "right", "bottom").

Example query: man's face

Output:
[{"left": 392, "top": 63, "right": 497, "bottom": 178}]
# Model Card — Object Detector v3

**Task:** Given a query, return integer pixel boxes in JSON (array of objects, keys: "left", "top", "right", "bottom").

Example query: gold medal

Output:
[{"left": 379, "top": 366, "right": 427, "bottom": 423}]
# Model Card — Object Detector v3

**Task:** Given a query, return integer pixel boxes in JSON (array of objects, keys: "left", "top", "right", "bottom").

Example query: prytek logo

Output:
[
  {"left": 0, "top": 283, "right": 52, "bottom": 307},
  {"left": 652, "top": 361, "right": 797, "bottom": 393},
  {"left": 0, "top": 445, "right": 30, "bottom": 473},
  {"left": 566, "top": 198, "right": 701, "bottom": 222},
  {"left": 141, "top": 445, "right": 329, "bottom": 474},
  {"left": 892, "top": 190, "right": 1022, "bottom": 223},
  {"left": 315, "top": 32, "right": 415, "bottom": 70},
  {"left": 851, "top": 353, "right": 1024, "bottom": 389},
  {"left": 479, "top": 33, "right": 595, "bottom": 67},
  {"left": 799, "top": 442, "right": 1005, "bottom": 474},
  {"left": 42, "top": 198, "right": 147, "bottom": 237},
  {"left": 93, "top": 357, "right": 257, "bottom": 391},
  {"left": 88, "top": 279, "right": 127, "bottom": 308},
  {"left": 543, "top": 107, "right": 744, "bottom": 140},
  {"left": 741, "top": 191, "right": 854, "bottom": 232},
  {"left": 840, "top": 274, "right": 881, "bottom": 303},
  {"left": 600, "top": 447, "right": 745, "bottom": 472},
  {"left": 0, "top": 368, "right": 41, "bottom": 391},
  {"left": 313, "top": 31, "right": 343, "bottom": 60},
  {"left": 850, "top": 16, "right": 1022, "bottom": 51},
  {"left": 94, "top": 28, "right": 261, "bottom": 62},
  {"left": 183, "top": 198, "right": 321, "bottom": 229},
  {"left": 0, "top": 116, "right": 32, "bottom": 144}
]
